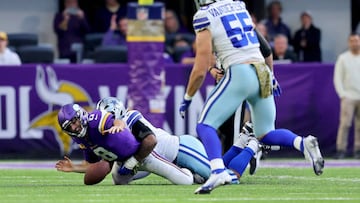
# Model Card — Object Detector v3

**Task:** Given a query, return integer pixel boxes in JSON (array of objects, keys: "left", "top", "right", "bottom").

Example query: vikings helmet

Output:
[
  {"left": 58, "top": 104, "right": 88, "bottom": 138},
  {"left": 96, "top": 97, "right": 127, "bottom": 119}
]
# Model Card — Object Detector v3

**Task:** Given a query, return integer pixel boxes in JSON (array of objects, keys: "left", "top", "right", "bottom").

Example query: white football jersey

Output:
[
  {"left": 123, "top": 110, "right": 179, "bottom": 162},
  {"left": 193, "top": 0, "right": 264, "bottom": 69}
]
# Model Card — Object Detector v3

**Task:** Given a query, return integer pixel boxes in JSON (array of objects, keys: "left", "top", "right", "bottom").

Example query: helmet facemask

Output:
[
  {"left": 58, "top": 104, "right": 88, "bottom": 138},
  {"left": 96, "top": 97, "right": 127, "bottom": 119}
]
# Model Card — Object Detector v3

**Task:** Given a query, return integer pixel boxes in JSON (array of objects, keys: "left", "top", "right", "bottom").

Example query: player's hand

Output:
[
  {"left": 272, "top": 77, "right": 282, "bottom": 97},
  {"left": 104, "top": 126, "right": 123, "bottom": 134},
  {"left": 118, "top": 156, "right": 138, "bottom": 175},
  {"left": 104, "top": 119, "right": 126, "bottom": 134},
  {"left": 55, "top": 156, "right": 74, "bottom": 172},
  {"left": 179, "top": 97, "right": 192, "bottom": 119},
  {"left": 209, "top": 68, "right": 224, "bottom": 83}
]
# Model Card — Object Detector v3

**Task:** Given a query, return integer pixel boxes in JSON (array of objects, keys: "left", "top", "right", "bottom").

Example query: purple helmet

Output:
[{"left": 58, "top": 104, "right": 88, "bottom": 138}]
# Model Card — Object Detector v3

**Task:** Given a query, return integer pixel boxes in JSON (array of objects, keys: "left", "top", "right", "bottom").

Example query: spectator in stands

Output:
[
  {"left": 333, "top": 33, "right": 360, "bottom": 159},
  {"left": 93, "top": 0, "right": 127, "bottom": 33},
  {"left": 165, "top": 9, "right": 189, "bottom": 35},
  {"left": 164, "top": 10, "right": 192, "bottom": 59},
  {"left": 356, "top": 21, "right": 360, "bottom": 34},
  {"left": 53, "top": 0, "right": 90, "bottom": 63},
  {"left": 292, "top": 11, "right": 322, "bottom": 62},
  {"left": 256, "top": 22, "right": 270, "bottom": 43},
  {"left": 272, "top": 34, "right": 297, "bottom": 62},
  {"left": 0, "top": 31, "right": 21, "bottom": 65},
  {"left": 180, "top": 39, "right": 195, "bottom": 65},
  {"left": 102, "top": 15, "right": 127, "bottom": 46},
  {"left": 262, "top": 1, "right": 291, "bottom": 43}
]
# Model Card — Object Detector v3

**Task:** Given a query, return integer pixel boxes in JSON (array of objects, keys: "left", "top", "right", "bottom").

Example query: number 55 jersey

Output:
[{"left": 193, "top": 0, "right": 264, "bottom": 69}]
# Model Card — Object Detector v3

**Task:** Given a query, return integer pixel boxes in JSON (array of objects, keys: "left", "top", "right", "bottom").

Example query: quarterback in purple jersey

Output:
[
  {"left": 56, "top": 103, "right": 194, "bottom": 185},
  {"left": 58, "top": 103, "right": 142, "bottom": 163}
]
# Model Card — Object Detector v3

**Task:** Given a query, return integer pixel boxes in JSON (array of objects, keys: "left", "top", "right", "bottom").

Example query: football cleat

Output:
[
  {"left": 303, "top": 135, "right": 325, "bottom": 176},
  {"left": 226, "top": 169, "right": 240, "bottom": 184},
  {"left": 242, "top": 121, "right": 254, "bottom": 135},
  {"left": 249, "top": 150, "right": 262, "bottom": 175},
  {"left": 194, "top": 170, "right": 233, "bottom": 194}
]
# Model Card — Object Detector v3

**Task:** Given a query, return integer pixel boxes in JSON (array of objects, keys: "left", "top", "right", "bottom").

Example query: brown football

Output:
[{"left": 84, "top": 160, "right": 111, "bottom": 185}]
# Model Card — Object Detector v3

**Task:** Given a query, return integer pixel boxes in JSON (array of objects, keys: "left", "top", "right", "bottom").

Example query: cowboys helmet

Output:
[
  {"left": 96, "top": 97, "right": 127, "bottom": 119},
  {"left": 195, "top": 0, "right": 217, "bottom": 7},
  {"left": 58, "top": 104, "right": 88, "bottom": 138}
]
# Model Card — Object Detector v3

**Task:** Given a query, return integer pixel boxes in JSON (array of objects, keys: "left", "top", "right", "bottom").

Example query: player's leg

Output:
[
  {"left": 176, "top": 134, "right": 211, "bottom": 181},
  {"left": 140, "top": 151, "right": 193, "bottom": 185},
  {"left": 195, "top": 64, "right": 258, "bottom": 193},
  {"left": 250, "top": 91, "right": 324, "bottom": 175}
]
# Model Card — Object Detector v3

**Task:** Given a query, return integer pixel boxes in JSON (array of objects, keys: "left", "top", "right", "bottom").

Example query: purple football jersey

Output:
[{"left": 73, "top": 110, "right": 140, "bottom": 162}]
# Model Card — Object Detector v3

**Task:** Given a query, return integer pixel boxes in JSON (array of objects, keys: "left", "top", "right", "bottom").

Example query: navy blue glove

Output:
[
  {"left": 179, "top": 97, "right": 192, "bottom": 118},
  {"left": 118, "top": 165, "right": 133, "bottom": 175},
  {"left": 272, "top": 78, "right": 282, "bottom": 97},
  {"left": 117, "top": 156, "right": 138, "bottom": 175}
]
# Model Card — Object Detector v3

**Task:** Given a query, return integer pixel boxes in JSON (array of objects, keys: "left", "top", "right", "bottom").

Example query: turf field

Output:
[{"left": 0, "top": 159, "right": 359, "bottom": 203}]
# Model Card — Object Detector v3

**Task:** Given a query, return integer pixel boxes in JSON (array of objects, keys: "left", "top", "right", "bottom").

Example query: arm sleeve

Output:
[
  {"left": 131, "top": 121, "right": 154, "bottom": 142},
  {"left": 255, "top": 29, "right": 272, "bottom": 58},
  {"left": 193, "top": 10, "right": 210, "bottom": 33}
]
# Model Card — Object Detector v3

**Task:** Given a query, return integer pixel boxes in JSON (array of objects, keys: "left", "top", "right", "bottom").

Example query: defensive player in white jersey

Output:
[
  {"left": 179, "top": 0, "right": 324, "bottom": 194},
  {"left": 56, "top": 104, "right": 195, "bottom": 185},
  {"left": 96, "top": 97, "right": 239, "bottom": 184}
]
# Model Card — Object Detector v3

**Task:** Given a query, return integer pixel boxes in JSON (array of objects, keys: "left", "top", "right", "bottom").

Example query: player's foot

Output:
[
  {"left": 249, "top": 150, "right": 262, "bottom": 175},
  {"left": 194, "top": 170, "right": 233, "bottom": 194},
  {"left": 226, "top": 169, "right": 240, "bottom": 184},
  {"left": 303, "top": 135, "right": 324, "bottom": 175},
  {"left": 242, "top": 121, "right": 254, "bottom": 135}
]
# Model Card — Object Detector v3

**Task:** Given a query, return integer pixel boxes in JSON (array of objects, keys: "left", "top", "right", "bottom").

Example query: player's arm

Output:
[
  {"left": 185, "top": 29, "right": 213, "bottom": 97},
  {"left": 117, "top": 121, "right": 157, "bottom": 175},
  {"left": 103, "top": 118, "right": 126, "bottom": 134},
  {"left": 255, "top": 28, "right": 274, "bottom": 72},
  {"left": 130, "top": 121, "right": 157, "bottom": 162},
  {"left": 55, "top": 156, "right": 89, "bottom": 173}
]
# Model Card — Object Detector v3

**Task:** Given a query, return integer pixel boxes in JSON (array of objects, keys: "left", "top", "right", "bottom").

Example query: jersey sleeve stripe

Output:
[
  {"left": 194, "top": 22, "right": 210, "bottom": 31},
  {"left": 126, "top": 111, "right": 142, "bottom": 128},
  {"left": 193, "top": 17, "right": 209, "bottom": 24},
  {"left": 98, "top": 112, "right": 111, "bottom": 134}
]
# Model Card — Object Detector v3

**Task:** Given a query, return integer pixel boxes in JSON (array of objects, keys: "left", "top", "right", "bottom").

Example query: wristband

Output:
[
  {"left": 184, "top": 93, "right": 193, "bottom": 101},
  {"left": 124, "top": 156, "right": 139, "bottom": 169}
]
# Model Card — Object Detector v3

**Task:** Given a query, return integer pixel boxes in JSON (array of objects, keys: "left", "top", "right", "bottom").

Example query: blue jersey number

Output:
[{"left": 221, "top": 12, "right": 258, "bottom": 48}]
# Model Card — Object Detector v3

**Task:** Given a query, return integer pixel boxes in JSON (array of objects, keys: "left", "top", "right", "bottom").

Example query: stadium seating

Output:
[
  {"left": 172, "top": 46, "right": 191, "bottom": 63},
  {"left": 17, "top": 45, "right": 54, "bottom": 64},
  {"left": 93, "top": 45, "right": 127, "bottom": 63},
  {"left": 7, "top": 33, "right": 38, "bottom": 51},
  {"left": 83, "top": 33, "right": 104, "bottom": 59}
]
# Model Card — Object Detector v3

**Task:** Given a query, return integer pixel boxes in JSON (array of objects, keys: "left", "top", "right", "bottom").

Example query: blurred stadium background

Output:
[{"left": 0, "top": 0, "right": 359, "bottom": 161}]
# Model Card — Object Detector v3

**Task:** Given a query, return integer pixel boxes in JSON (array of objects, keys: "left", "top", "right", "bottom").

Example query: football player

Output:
[
  {"left": 179, "top": 0, "right": 324, "bottom": 194},
  {"left": 56, "top": 103, "right": 194, "bottom": 185},
  {"left": 95, "top": 97, "right": 238, "bottom": 185}
]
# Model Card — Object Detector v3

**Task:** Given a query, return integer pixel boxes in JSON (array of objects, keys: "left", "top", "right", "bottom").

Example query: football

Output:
[{"left": 84, "top": 160, "right": 111, "bottom": 185}]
